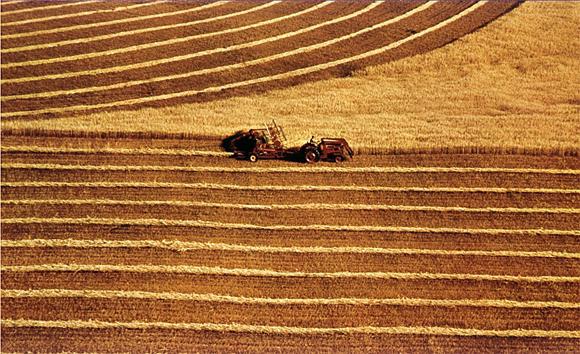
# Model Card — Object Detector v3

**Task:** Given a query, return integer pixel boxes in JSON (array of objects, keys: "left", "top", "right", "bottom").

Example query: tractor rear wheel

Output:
[{"left": 304, "top": 149, "right": 320, "bottom": 164}]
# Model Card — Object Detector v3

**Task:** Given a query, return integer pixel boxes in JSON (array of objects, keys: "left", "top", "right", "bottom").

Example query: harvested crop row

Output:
[
  {"left": 4, "top": 264, "right": 579, "bottom": 283},
  {"left": 0, "top": 0, "right": 102, "bottom": 16},
  {"left": 2, "top": 298, "right": 579, "bottom": 330},
  {"left": 4, "top": 217, "right": 578, "bottom": 237},
  {"left": 0, "top": 1, "right": 220, "bottom": 36},
  {"left": 3, "top": 246, "right": 578, "bottom": 276},
  {"left": 3, "top": 166, "right": 579, "bottom": 190},
  {"left": 4, "top": 289, "right": 578, "bottom": 308},
  {"left": 0, "top": 1, "right": 387, "bottom": 87},
  {"left": 3, "top": 203, "right": 577, "bottom": 230},
  {"left": 2, "top": 1, "right": 524, "bottom": 117},
  {"left": 6, "top": 223, "right": 578, "bottom": 254},
  {"left": 4, "top": 270, "right": 578, "bottom": 302},
  {"left": 4, "top": 185, "right": 577, "bottom": 209},
  {"left": 4, "top": 0, "right": 218, "bottom": 41},
  {"left": 1, "top": 145, "right": 233, "bottom": 156},
  {"left": 3, "top": 319, "right": 580, "bottom": 338},
  {"left": 4, "top": 199, "right": 577, "bottom": 214},
  {"left": 2, "top": 151, "right": 579, "bottom": 170},
  {"left": 0, "top": 1, "right": 448, "bottom": 110},
  {"left": 0, "top": 1, "right": 375, "bottom": 98},
  {"left": 1, "top": 0, "right": 115, "bottom": 25},
  {"left": 0, "top": 1, "right": 224, "bottom": 44},
  {"left": 2, "top": 327, "right": 578, "bottom": 352},
  {"left": 1, "top": 1, "right": 329, "bottom": 57},
  {"left": 4, "top": 162, "right": 579, "bottom": 174},
  {"left": 4, "top": 239, "right": 578, "bottom": 259},
  {"left": 1, "top": 0, "right": 285, "bottom": 66}
]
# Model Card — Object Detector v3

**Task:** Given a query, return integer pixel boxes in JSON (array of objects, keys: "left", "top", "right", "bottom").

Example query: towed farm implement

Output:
[{"left": 228, "top": 121, "right": 353, "bottom": 163}]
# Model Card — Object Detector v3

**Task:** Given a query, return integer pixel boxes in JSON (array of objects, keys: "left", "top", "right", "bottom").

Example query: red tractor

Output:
[
  {"left": 227, "top": 121, "right": 353, "bottom": 163},
  {"left": 300, "top": 136, "right": 354, "bottom": 163}
]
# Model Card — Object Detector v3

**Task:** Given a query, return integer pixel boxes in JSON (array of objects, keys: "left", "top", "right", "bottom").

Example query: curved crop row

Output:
[
  {"left": 2, "top": 1, "right": 511, "bottom": 118},
  {"left": 1, "top": 0, "right": 101, "bottom": 16},
  {"left": 2, "top": 2, "right": 520, "bottom": 118},
  {"left": 1, "top": 1, "right": 282, "bottom": 66},
  {"left": 1, "top": 1, "right": 140, "bottom": 27},
  {"left": 0, "top": 1, "right": 364, "bottom": 82},
  {"left": 1, "top": 1, "right": 226, "bottom": 40}
]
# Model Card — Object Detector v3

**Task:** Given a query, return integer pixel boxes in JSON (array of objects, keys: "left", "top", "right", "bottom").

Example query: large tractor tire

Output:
[{"left": 304, "top": 149, "right": 320, "bottom": 164}]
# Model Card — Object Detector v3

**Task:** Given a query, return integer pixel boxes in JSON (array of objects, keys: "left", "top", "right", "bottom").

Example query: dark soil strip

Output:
[
  {"left": 3, "top": 298, "right": 579, "bottom": 330},
  {"left": 3, "top": 247, "right": 579, "bottom": 276},
  {"left": 4, "top": 224, "right": 579, "bottom": 253},
  {"left": 3, "top": 272, "right": 578, "bottom": 301}
]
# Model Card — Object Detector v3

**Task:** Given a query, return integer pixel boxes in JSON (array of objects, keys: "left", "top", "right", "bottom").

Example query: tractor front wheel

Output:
[
  {"left": 249, "top": 154, "right": 258, "bottom": 163},
  {"left": 335, "top": 155, "right": 345, "bottom": 163}
]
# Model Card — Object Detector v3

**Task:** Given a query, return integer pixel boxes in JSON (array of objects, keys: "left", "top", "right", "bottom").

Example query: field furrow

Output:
[
  {"left": 1, "top": 1, "right": 116, "bottom": 25},
  {"left": 3, "top": 271, "right": 578, "bottom": 302},
  {"left": 2, "top": 297, "right": 579, "bottom": 330},
  {"left": 1, "top": 0, "right": 283, "bottom": 66},
  {"left": 3, "top": 246, "right": 579, "bottom": 276},
  {"left": 2, "top": 1, "right": 329, "bottom": 56},
  {"left": 1, "top": 1, "right": 456, "bottom": 111},
  {"left": 4, "top": 168, "right": 579, "bottom": 190},
  {"left": 2, "top": 328, "right": 578, "bottom": 353},
  {"left": 0, "top": 1, "right": 387, "bottom": 86},
  {"left": 2, "top": 203, "right": 578, "bottom": 230},
  {"left": 4, "top": 186, "right": 579, "bottom": 210},
  {"left": 0, "top": 1, "right": 219, "bottom": 40},
  {"left": 0, "top": 1, "right": 520, "bottom": 118},
  {"left": 6, "top": 223, "right": 579, "bottom": 254},
  {"left": 1, "top": 0, "right": 577, "bottom": 348},
  {"left": 0, "top": 1, "right": 371, "bottom": 98}
]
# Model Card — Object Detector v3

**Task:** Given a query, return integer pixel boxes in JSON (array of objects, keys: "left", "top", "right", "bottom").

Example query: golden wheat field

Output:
[{"left": 1, "top": 0, "right": 579, "bottom": 352}]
